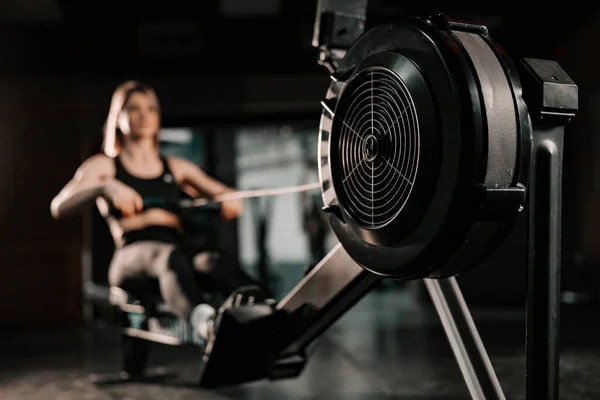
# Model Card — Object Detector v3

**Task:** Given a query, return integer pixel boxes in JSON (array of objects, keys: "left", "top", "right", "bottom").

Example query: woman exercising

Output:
[{"left": 51, "top": 80, "right": 247, "bottom": 343}]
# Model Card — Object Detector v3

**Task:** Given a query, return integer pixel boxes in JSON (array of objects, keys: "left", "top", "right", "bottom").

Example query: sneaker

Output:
[{"left": 190, "top": 303, "right": 216, "bottom": 344}]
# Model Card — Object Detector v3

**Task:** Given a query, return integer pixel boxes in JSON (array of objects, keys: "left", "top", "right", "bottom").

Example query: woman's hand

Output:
[
  {"left": 220, "top": 197, "right": 243, "bottom": 221},
  {"left": 102, "top": 179, "right": 143, "bottom": 218}
]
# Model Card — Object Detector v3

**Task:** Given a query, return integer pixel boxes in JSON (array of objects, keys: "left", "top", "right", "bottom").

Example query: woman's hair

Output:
[{"left": 102, "top": 80, "right": 161, "bottom": 157}]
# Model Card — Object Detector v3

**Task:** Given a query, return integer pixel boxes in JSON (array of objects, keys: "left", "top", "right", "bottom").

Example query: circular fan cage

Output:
[
  {"left": 318, "top": 16, "right": 532, "bottom": 279},
  {"left": 332, "top": 67, "right": 419, "bottom": 230}
]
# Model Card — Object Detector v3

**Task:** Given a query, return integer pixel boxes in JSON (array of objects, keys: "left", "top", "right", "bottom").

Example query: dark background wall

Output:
[{"left": 0, "top": 70, "right": 86, "bottom": 327}]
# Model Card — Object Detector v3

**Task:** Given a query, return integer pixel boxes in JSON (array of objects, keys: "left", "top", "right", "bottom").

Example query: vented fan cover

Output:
[{"left": 331, "top": 67, "right": 420, "bottom": 230}]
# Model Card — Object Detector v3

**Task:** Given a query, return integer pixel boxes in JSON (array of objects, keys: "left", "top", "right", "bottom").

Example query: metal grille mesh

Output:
[{"left": 333, "top": 67, "right": 419, "bottom": 228}]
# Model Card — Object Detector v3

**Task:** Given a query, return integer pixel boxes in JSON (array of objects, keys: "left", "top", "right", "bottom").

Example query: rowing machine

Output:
[{"left": 196, "top": 9, "right": 577, "bottom": 400}]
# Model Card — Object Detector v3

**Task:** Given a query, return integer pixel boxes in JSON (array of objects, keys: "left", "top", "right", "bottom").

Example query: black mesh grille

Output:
[{"left": 333, "top": 67, "right": 420, "bottom": 229}]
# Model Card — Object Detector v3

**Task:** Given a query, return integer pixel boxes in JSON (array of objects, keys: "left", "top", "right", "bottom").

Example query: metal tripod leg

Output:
[{"left": 424, "top": 277, "right": 506, "bottom": 400}]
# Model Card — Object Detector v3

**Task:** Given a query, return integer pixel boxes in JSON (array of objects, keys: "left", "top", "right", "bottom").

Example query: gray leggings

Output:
[{"left": 108, "top": 241, "right": 218, "bottom": 320}]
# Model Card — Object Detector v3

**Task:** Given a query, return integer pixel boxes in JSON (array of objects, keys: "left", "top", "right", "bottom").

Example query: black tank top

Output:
[{"left": 110, "top": 155, "right": 183, "bottom": 245}]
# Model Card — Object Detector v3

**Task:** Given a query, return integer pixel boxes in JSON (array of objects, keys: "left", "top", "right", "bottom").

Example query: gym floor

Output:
[{"left": 1, "top": 284, "right": 599, "bottom": 400}]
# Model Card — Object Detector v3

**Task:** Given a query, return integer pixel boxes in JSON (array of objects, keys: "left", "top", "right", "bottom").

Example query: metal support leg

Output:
[
  {"left": 424, "top": 277, "right": 506, "bottom": 400},
  {"left": 526, "top": 125, "right": 564, "bottom": 400}
]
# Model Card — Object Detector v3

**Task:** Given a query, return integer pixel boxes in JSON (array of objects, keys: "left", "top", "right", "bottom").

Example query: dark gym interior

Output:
[{"left": 1, "top": 0, "right": 599, "bottom": 399}]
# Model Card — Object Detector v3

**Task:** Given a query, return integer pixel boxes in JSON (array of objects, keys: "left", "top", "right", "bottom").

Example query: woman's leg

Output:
[
  {"left": 108, "top": 243, "right": 152, "bottom": 290},
  {"left": 109, "top": 242, "right": 216, "bottom": 340},
  {"left": 155, "top": 248, "right": 218, "bottom": 340},
  {"left": 138, "top": 243, "right": 219, "bottom": 319}
]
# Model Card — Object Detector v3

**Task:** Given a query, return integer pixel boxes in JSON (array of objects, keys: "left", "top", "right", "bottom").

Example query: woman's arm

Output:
[
  {"left": 50, "top": 154, "right": 115, "bottom": 219},
  {"left": 169, "top": 157, "right": 243, "bottom": 220},
  {"left": 169, "top": 157, "right": 234, "bottom": 198}
]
